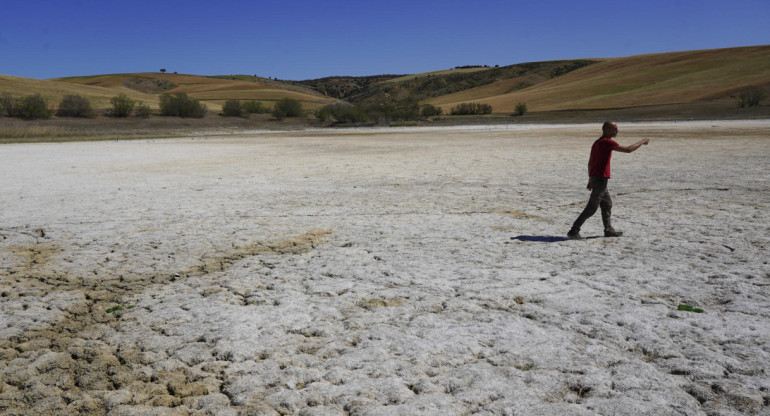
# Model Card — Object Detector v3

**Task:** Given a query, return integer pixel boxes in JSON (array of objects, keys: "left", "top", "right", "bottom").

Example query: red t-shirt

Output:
[{"left": 588, "top": 136, "right": 619, "bottom": 178}]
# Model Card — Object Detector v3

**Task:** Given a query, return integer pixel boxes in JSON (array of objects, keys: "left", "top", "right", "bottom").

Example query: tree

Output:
[
  {"left": 421, "top": 104, "right": 443, "bottom": 117},
  {"left": 514, "top": 102, "right": 528, "bottom": 116},
  {"left": 134, "top": 103, "right": 151, "bottom": 118},
  {"left": 222, "top": 99, "right": 244, "bottom": 117},
  {"left": 160, "top": 68, "right": 166, "bottom": 73},
  {"left": 272, "top": 98, "right": 303, "bottom": 119},
  {"left": 15, "top": 94, "right": 52, "bottom": 120},
  {"left": 316, "top": 103, "right": 368, "bottom": 123},
  {"left": 159, "top": 93, "right": 207, "bottom": 118},
  {"left": 450, "top": 102, "right": 492, "bottom": 115},
  {"left": 737, "top": 88, "right": 766, "bottom": 108},
  {"left": 242, "top": 100, "right": 268, "bottom": 114},
  {"left": 108, "top": 94, "right": 135, "bottom": 117},
  {"left": 1, "top": 92, "right": 16, "bottom": 117},
  {"left": 56, "top": 94, "right": 94, "bottom": 118}
]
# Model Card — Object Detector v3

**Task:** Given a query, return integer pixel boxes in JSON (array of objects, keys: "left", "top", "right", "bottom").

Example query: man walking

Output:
[{"left": 568, "top": 121, "right": 649, "bottom": 240}]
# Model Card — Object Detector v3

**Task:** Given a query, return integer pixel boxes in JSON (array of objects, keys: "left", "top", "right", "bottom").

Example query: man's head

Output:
[{"left": 602, "top": 121, "right": 618, "bottom": 138}]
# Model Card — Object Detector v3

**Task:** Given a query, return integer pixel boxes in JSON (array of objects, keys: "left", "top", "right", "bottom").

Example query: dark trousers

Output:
[{"left": 570, "top": 177, "right": 612, "bottom": 233}]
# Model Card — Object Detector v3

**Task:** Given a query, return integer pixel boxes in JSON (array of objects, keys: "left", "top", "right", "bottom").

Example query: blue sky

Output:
[{"left": 1, "top": 0, "right": 768, "bottom": 80}]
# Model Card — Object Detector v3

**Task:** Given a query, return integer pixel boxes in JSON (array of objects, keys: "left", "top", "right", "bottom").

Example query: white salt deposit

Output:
[{"left": 1, "top": 121, "right": 768, "bottom": 415}]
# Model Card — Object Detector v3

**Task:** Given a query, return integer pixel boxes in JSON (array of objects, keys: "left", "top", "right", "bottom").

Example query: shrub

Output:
[
  {"left": 396, "top": 98, "right": 420, "bottom": 121},
  {"left": 737, "top": 88, "right": 766, "bottom": 108},
  {"left": 16, "top": 94, "right": 52, "bottom": 120},
  {"left": 159, "top": 93, "right": 207, "bottom": 118},
  {"left": 421, "top": 104, "right": 443, "bottom": 117},
  {"left": 108, "top": 94, "right": 135, "bottom": 117},
  {"left": 222, "top": 99, "right": 244, "bottom": 117},
  {"left": 1, "top": 92, "right": 16, "bottom": 117},
  {"left": 316, "top": 103, "right": 368, "bottom": 123},
  {"left": 56, "top": 94, "right": 94, "bottom": 118},
  {"left": 360, "top": 99, "right": 420, "bottom": 124},
  {"left": 134, "top": 103, "right": 151, "bottom": 118},
  {"left": 514, "top": 102, "right": 528, "bottom": 116},
  {"left": 272, "top": 98, "right": 303, "bottom": 119},
  {"left": 242, "top": 100, "right": 269, "bottom": 114},
  {"left": 450, "top": 102, "right": 493, "bottom": 115}
]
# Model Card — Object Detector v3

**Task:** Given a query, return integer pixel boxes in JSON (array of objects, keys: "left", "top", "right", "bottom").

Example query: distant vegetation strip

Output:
[
  {"left": 294, "top": 60, "right": 598, "bottom": 106},
  {"left": 426, "top": 45, "right": 770, "bottom": 112},
  {"left": 1, "top": 45, "right": 767, "bottom": 127}
]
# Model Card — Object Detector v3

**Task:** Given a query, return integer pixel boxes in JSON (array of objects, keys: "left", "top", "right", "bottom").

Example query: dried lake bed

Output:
[{"left": 1, "top": 121, "right": 769, "bottom": 415}]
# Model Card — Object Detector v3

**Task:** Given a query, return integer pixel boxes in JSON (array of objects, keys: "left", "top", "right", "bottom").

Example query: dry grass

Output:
[
  {"left": 0, "top": 112, "right": 326, "bottom": 143},
  {"left": 191, "top": 89, "right": 333, "bottom": 110},
  {"left": 0, "top": 74, "right": 158, "bottom": 109},
  {"left": 385, "top": 67, "right": 492, "bottom": 83},
  {"left": 1, "top": 72, "right": 338, "bottom": 116},
  {"left": 52, "top": 72, "right": 337, "bottom": 110},
  {"left": 0, "top": 125, "right": 70, "bottom": 140},
  {"left": 426, "top": 45, "right": 770, "bottom": 113}
]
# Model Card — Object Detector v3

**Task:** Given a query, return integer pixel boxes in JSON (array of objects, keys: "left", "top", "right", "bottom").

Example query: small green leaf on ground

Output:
[
  {"left": 106, "top": 305, "right": 135, "bottom": 314},
  {"left": 678, "top": 305, "right": 704, "bottom": 313}
]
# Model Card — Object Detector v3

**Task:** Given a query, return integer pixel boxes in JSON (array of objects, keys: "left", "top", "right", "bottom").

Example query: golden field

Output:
[
  {"left": 53, "top": 73, "right": 338, "bottom": 111},
  {"left": 1, "top": 72, "right": 338, "bottom": 113},
  {"left": 0, "top": 45, "right": 767, "bottom": 143},
  {"left": 0, "top": 74, "right": 159, "bottom": 110},
  {"left": 424, "top": 45, "right": 770, "bottom": 113}
]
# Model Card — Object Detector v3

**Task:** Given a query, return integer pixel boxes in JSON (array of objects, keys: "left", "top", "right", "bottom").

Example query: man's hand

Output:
[
  {"left": 614, "top": 138, "right": 650, "bottom": 153},
  {"left": 586, "top": 180, "right": 592, "bottom": 190}
]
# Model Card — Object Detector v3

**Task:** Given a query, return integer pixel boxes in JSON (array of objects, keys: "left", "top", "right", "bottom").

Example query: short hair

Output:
[{"left": 602, "top": 121, "right": 616, "bottom": 132}]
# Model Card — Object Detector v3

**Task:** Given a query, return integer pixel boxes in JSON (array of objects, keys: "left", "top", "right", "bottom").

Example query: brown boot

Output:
[{"left": 567, "top": 230, "right": 584, "bottom": 240}]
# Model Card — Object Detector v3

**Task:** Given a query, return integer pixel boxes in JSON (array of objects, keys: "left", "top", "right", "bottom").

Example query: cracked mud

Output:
[{"left": 1, "top": 121, "right": 769, "bottom": 415}]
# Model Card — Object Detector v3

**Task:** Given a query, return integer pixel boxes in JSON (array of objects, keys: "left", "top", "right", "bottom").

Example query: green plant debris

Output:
[
  {"left": 106, "top": 305, "right": 135, "bottom": 314},
  {"left": 678, "top": 305, "right": 704, "bottom": 313}
]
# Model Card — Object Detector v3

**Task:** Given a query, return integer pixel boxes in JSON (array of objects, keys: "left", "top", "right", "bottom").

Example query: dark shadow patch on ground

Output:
[{"left": 511, "top": 235, "right": 601, "bottom": 242}]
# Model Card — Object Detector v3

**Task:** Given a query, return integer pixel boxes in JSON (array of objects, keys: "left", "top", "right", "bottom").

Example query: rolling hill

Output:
[
  {"left": 0, "top": 74, "right": 159, "bottom": 110},
  {"left": 293, "top": 60, "right": 598, "bottom": 106},
  {"left": 1, "top": 45, "right": 768, "bottom": 119},
  {"left": 52, "top": 73, "right": 338, "bottom": 110},
  {"left": 424, "top": 45, "right": 770, "bottom": 113}
]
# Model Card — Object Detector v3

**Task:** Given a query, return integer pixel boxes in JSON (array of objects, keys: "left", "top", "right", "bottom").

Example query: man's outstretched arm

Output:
[{"left": 614, "top": 138, "right": 650, "bottom": 153}]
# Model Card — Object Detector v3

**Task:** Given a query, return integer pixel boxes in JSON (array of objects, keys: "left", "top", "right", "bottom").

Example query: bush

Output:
[
  {"left": 396, "top": 98, "right": 420, "bottom": 121},
  {"left": 56, "top": 94, "right": 94, "bottom": 118},
  {"left": 514, "top": 102, "right": 528, "bottom": 116},
  {"left": 316, "top": 103, "right": 368, "bottom": 123},
  {"left": 159, "top": 93, "right": 207, "bottom": 118},
  {"left": 16, "top": 94, "right": 52, "bottom": 120},
  {"left": 1, "top": 92, "right": 53, "bottom": 119},
  {"left": 134, "top": 103, "right": 151, "bottom": 118},
  {"left": 222, "top": 100, "right": 244, "bottom": 117},
  {"left": 450, "top": 102, "right": 493, "bottom": 115},
  {"left": 364, "top": 102, "right": 417, "bottom": 124},
  {"left": 421, "top": 104, "right": 443, "bottom": 117},
  {"left": 242, "top": 100, "right": 269, "bottom": 114},
  {"left": 737, "top": 88, "right": 766, "bottom": 108},
  {"left": 1, "top": 92, "right": 16, "bottom": 117},
  {"left": 272, "top": 98, "right": 303, "bottom": 119},
  {"left": 108, "top": 94, "right": 135, "bottom": 117}
]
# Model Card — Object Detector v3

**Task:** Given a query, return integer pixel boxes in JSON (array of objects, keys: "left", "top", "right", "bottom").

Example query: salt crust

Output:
[{"left": 1, "top": 121, "right": 768, "bottom": 415}]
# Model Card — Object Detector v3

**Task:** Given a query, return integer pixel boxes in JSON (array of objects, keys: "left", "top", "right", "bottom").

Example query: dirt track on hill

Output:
[{"left": 1, "top": 121, "right": 769, "bottom": 415}]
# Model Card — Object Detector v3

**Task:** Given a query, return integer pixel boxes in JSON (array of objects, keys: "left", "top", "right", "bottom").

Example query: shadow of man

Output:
[{"left": 511, "top": 235, "right": 601, "bottom": 242}]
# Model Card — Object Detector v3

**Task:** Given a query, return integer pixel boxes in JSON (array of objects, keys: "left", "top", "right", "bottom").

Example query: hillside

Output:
[
  {"left": 294, "top": 60, "right": 597, "bottom": 106},
  {"left": 53, "top": 73, "right": 337, "bottom": 110},
  {"left": 2, "top": 45, "right": 768, "bottom": 124},
  {"left": 0, "top": 74, "right": 159, "bottom": 109},
  {"left": 425, "top": 45, "right": 770, "bottom": 113}
]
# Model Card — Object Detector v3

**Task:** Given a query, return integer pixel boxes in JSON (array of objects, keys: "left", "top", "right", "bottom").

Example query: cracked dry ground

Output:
[
  {"left": 0, "top": 227, "right": 332, "bottom": 415},
  {"left": 1, "top": 124, "right": 769, "bottom": 416}
]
